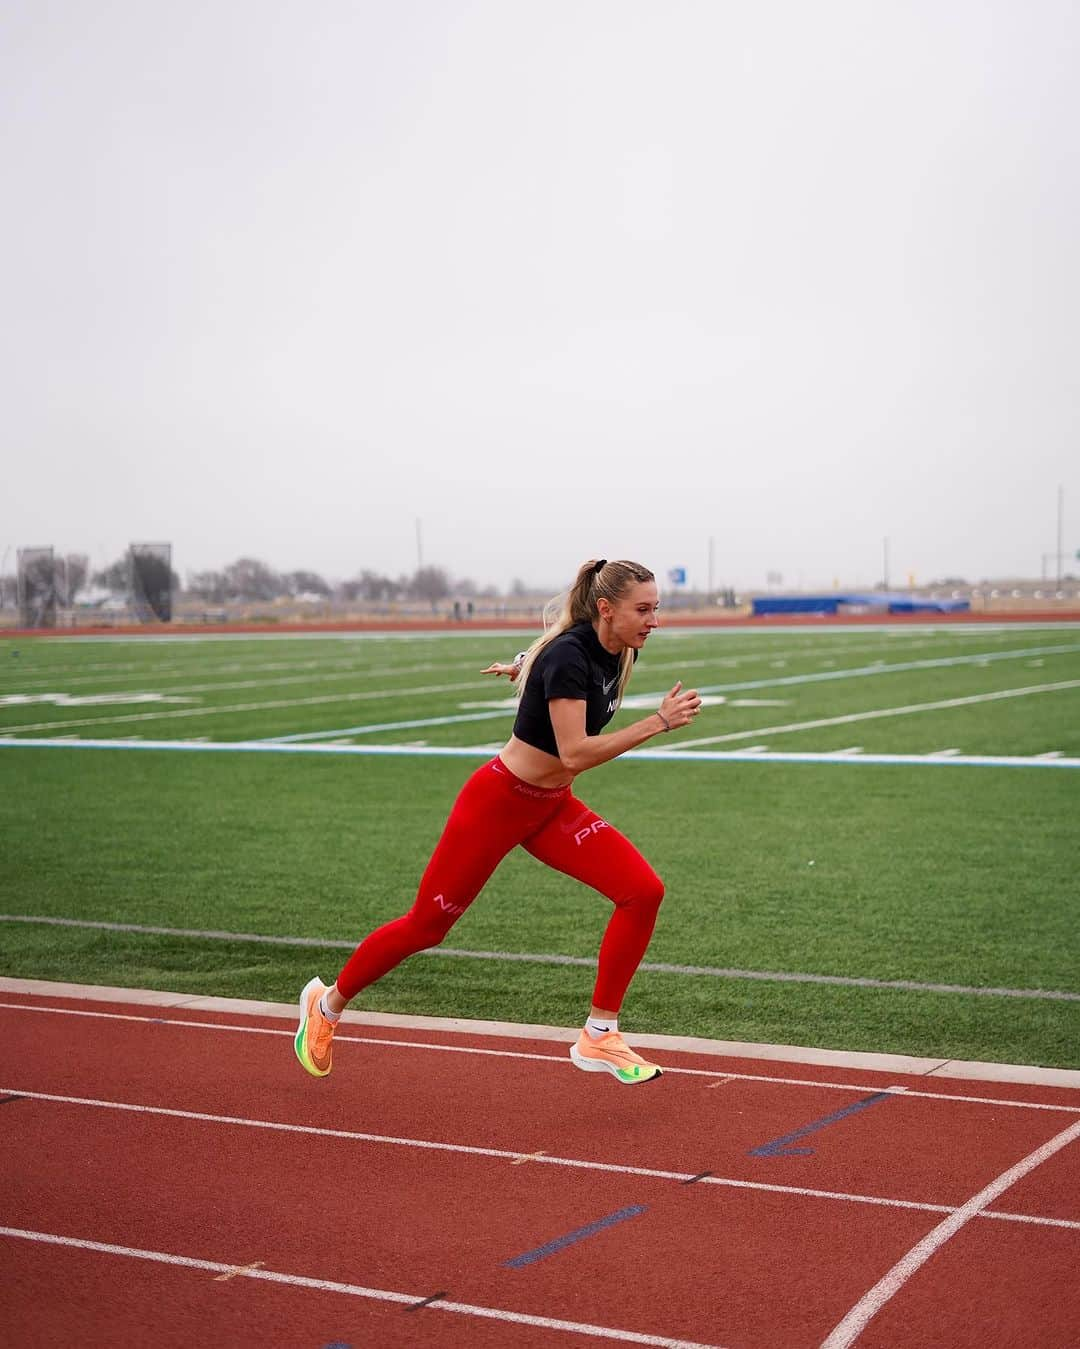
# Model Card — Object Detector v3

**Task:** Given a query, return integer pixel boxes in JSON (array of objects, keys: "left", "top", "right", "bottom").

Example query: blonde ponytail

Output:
[{"left": 515, "top": 558, "right": 654, "bottom": 708}]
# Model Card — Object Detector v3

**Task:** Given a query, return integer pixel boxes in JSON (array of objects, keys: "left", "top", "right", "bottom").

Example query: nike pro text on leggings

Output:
[{"left": 335, "top": 757, "right": 664, "bottom": 1011}]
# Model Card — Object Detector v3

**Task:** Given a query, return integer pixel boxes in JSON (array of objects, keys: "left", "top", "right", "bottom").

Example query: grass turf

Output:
[{"left": 2, "top": 735, "right": 1077, "bottom": 1068}]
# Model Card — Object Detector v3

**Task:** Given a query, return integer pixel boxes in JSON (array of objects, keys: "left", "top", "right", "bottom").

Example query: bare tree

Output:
[
  {"left": 93, "top": 556, "right": 131, "bottom": 593},
  {"left": 339, "top": 569, "right": 398, "bottom": 602},
  {"left": 222, "top": 557, "right": 282, "bottom": 601},
  {"left": 186, "top": 570, "right": 228, "bottom": 603},
  {"left": 59, "top": 553, "right": 89, "bottom": 603},
  {"left": 283, "top": 569, "right": 331, "bottom": 597},
  {"left": 410, "top": 566, "right": 451, "bottom": 603}
]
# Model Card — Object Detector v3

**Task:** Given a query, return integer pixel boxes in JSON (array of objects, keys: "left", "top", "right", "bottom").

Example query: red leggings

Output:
[{"left": 336, "top": 757, "right": 664, "bottom": 1012}]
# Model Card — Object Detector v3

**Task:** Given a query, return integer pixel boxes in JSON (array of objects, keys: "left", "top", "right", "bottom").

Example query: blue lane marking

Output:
[
  {"left": 749, "top": 1091, "right": 896, "bottom": 1157},
  {"left": 503, "top": 1206, "right": 648, "bottom": 1268}
]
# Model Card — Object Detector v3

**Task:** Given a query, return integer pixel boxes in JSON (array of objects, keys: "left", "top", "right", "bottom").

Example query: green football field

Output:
[{"left": 1, "top": 621, "right": 1078, "bottom": 1068}]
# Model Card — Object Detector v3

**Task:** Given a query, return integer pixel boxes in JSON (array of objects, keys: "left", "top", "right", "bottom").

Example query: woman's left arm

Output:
[{"left": 549, "top": 681, "right": 702, "bottom": 775}]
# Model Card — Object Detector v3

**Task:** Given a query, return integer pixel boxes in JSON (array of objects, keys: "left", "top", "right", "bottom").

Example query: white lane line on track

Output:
[
  {"left": 0, "top": 1227, "right": 720, "bottom": 1349},
  {"left": 3, "top": 915, "right": 1077, "bottom": 1003},
  {"left": 4, "top": 1086, "right": 1078, "bottom": 1232},
  {"left": 3, "top": 1004, "right": 1079, "bottom": 1114},
  {"left": 820, "top": 1119, "right": 1080, "bottom": 1348}
]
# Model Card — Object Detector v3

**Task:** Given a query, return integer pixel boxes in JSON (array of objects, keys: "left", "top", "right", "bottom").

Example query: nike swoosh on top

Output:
[{"left": 602, "top": 677, "right": 617, "bottom": 695}]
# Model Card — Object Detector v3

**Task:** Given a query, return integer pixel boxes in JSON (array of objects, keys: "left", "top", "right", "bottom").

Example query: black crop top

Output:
[{"left": 512, "top": 622, "right": 635, "bottom": 758}]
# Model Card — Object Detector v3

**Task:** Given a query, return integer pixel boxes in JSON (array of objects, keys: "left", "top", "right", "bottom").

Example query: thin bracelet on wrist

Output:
[{"left": 655, "top": 710, "right": 671, "bottom": 731}]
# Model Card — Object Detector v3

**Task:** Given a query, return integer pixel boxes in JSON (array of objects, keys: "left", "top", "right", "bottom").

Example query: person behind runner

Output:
[{"left": 295, "top": 558, "right": 702, "bottom": 1084}]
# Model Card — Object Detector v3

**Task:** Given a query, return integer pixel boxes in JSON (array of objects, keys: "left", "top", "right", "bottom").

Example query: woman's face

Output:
[{"left": 600, "top": 579, "right": 660, "bottom": 652}]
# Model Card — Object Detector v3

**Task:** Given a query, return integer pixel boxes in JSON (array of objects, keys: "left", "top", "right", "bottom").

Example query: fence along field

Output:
[{"left": 1, "top": 622, "right": 1078, "bottom": 1068}]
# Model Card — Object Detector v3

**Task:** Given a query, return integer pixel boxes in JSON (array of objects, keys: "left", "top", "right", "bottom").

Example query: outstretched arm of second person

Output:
[{"left": 481, "top": 650, "right": 527, "bottom": 681}]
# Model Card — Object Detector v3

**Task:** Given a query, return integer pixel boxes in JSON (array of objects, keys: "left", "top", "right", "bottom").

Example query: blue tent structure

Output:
[{"left": 751, "top": 592, "right": 970, "bottom": 616}]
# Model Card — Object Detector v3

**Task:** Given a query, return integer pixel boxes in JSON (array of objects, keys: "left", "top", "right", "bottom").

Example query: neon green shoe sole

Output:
[
  {"left": 569, "top": 1031, "right": 662, "bottom": 1084},
  {"left": 295, "top": 976, "right": 334, "bottom": 1078}
]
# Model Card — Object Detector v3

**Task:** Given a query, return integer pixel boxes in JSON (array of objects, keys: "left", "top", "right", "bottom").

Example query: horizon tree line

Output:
[{"left": 0, "top": 551, "right": 537, "bottom": 606}]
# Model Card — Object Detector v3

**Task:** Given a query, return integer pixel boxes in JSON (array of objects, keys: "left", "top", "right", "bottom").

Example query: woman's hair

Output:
[{"left": 515, "top": 558, "right": 655, "bottom": 708}]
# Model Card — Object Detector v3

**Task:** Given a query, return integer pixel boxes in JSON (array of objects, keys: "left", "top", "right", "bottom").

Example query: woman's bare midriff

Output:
[{"left": 498, "top": 735, "right": 576, "bottom": 789}]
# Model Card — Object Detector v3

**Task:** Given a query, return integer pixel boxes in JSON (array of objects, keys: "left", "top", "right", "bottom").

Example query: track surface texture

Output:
[{"left": 1, "top": 984, "right": 1078, "bottom": 1348}]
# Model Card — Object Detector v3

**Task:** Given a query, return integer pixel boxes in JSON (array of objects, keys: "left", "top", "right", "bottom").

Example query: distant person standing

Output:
[{"left": 295, "top": 558, "right": 702, "bottom": 1084}]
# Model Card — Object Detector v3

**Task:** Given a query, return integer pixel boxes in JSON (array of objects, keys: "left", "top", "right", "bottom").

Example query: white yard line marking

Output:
[
  {"left": 3, "top": 1005, "right": 1080, "bottom": 1109},
  {"left": 4, "top": 1086, "right": 1078, "bottom": 1229},
  {"left": 264, "top": 708, "right": 511, "bottom": 742},
  {"left": 0, "top": 630, "right": 1020, "bottom": 682},
  {"left": 727, "top": 698, "right": 791, "bottom": 707},
  {"left": 820, "top": 1120, "right": 1080, "bottom": 1348},
  {"left": 5, "top": 623, "right": 1073, "bottom": 660},
  {"left": 0, "top": 658, "right": 463, "bottom": 693},
  {"left": 0, "top": 678, "right": 497, "bottom": 735},
  {"left": 0, "top": 1227, "right": 720, "bottom": 1349},
  {"left": 0, "top": 692, "right": 197, "bottom": 707},
  {"left": 683, "top": 642, "right": 1080, "bottom": 698},
  {"left": 268, "top": 642, "right": 1080, "bottom": 740},
  {"left": 3, "top": 916, "right": 1078, "bottom": 1003},
  {"left": 621, "top": 694, "right": 730, "bottom": 710},
  {"left": 645, "top": 749, "right": 1080, "bottom": 767},
  {"left": 4, "top": 640, "right": 1076, "bottom": 735},
  {"left": 668, "top": 680, "right": 1080, "bottom": 750}
]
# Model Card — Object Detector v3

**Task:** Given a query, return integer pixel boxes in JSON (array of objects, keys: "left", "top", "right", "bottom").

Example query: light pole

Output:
[{"left": 1057, "top": 485, "right": 1064, "bottom": 587}]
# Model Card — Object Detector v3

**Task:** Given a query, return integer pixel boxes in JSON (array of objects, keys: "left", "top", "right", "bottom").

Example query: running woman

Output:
[{"left": 294, "top": 558, "right": 702, "bottom": 1084}]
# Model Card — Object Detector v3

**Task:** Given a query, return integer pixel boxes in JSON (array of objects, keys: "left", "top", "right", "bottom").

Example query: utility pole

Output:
[{"left": 1057, "top": 484, "right": 1064, "bottom": 587}]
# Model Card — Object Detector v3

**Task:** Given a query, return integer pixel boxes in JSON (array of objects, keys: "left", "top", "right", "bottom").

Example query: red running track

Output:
[{"left": 1, "top": 988, "right": 1078, "bottom": 1348}]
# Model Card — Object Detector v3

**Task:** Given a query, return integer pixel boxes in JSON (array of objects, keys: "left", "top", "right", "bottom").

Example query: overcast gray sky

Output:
[{"left": 2, "top": 0, "right": 1077, "bottom": 594}]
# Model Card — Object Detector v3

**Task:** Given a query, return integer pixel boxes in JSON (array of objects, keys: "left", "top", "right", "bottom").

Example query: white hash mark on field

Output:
[{"left": 0, "top": 692, "right": 197, "bottom": 707}]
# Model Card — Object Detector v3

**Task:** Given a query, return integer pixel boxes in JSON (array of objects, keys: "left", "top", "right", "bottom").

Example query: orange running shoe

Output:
[
  {"left": 294, "top": 976, "right": 336, "bottom": 1078},
  {"left": 569, "top": 1029, "right": 662, "bottom": 1085}
]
